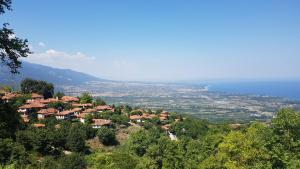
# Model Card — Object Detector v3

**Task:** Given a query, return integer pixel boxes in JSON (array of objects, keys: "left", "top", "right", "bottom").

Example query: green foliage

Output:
[
  {"left": 128, "top": 129, "right": 157, "bottom": 157},
  {"left": 171, "top": 118, "right": 209, "bottom": 139},
  {"left": 216, "top": 123, "right": 272, "bottom": 169},
  {"left": 124, "top": 105, "right": 132, "bottom": 114},
  {"left": 0, "top": 0, "right": 11, "bottom": 14},
  {"left": 0, "top": 85, "right": 12, "bottom": 92},
  {"left": 97, "top": 127, "right": 116, "bottom": 145},
  {"left": 0, "top": 102, "right": 22, "bottom": 139},
  {"left": 58, "top": 153, "right": 86, "bottom": 169},
  {"left": 11, "top": 93, "right": 31, "bottom": 108},
  {"left": 87, "top": 151, "right": 137, "bottom": 169},
  {"left": 47, "top": 101, "right": 71, "bottom": 111},
  {"left": 29, "top": 128, "right": 62, "bottom": 156},
  {"left": 79, "top": 92, "right": 93, "bottom": 103},
  {"left": 66, "top": 123, "right": 87, "bottom": 153},
  {"left": 269, "top": 108, "right": 300, "bottom": 168},
  {"left": 0, "top": 23, "right": 31, "bottom": 74},
  {"left": 0, "top": 138, "right": 28, "bottom": 167},
  {"left": 84, "top": 114, "right": 93, "bottom": 124},
  {"left": 20, "top": 78, "right": 54, "bottom": 98},
  {"left": 94, "top": 97, "right": 106, "bottom": 106},
  {"left": 53, "top": 92, "right": 65, "bottom": 99},
  {"left": 130, "top": 110, "right": 143, "bottom": 115},
  {"left": 111, "top": 114, "right": 129, "bottom": 125}
]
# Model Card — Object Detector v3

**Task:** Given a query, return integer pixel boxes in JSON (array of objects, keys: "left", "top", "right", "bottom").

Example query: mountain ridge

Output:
[{"left": 0, "top": 62, "right": 108, "bottom": 86}]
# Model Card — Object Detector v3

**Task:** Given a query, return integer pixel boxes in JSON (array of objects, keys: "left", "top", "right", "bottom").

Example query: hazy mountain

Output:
[{"left": 0, "top": 62, "right": 107, "bottom": 86}]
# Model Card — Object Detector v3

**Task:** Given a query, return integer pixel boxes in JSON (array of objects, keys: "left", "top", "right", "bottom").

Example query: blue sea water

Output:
[{"left": 206, "top": 80, "right": 300, "bottom": 100}]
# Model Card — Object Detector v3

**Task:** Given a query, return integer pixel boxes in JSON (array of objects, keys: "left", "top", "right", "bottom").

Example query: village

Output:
[{"left": 1, "top": 91, "right": 181, "bottom": 136}]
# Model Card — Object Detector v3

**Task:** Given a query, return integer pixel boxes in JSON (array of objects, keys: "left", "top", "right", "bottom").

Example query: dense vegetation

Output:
[{"left": 20, "top": 78, "right": 54, "bottom": 99}]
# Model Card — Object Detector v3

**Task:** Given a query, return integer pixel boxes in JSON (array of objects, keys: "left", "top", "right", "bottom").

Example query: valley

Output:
[{"left": 60, "top": 81, "right": 300, "bottom": 122}]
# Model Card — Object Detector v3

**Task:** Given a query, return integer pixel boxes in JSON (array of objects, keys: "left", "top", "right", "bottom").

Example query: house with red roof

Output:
[
  {"left": 72, "top": 103, "right": 93, "bottom": 109},
  {"left": 55, "top": 110, "right": 76, "bottom": 120},
  {"left": 37, "top": 108, "right": 58, "bottom": 120},
  {"left": 1, "top": 93, "right": 18, "bottom": 102},
  {"left": 18, "top": 102, "right": 46, "bottom": 116},
  {"left": 96, "top": 105, "right": 114, "bottom": 112},
  {"left": 61, "top": 96, "right": 79, "bottom": 102},
  {"left": 91, "top": 119, "right": 112, "bottom": 129}
]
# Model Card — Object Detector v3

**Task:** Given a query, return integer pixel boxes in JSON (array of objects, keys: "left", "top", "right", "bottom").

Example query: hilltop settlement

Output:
[{"left": 2, "top": 90, "right": 177, "bottom": 132}]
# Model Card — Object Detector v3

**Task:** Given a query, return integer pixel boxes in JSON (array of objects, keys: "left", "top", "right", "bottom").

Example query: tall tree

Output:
[
  {"left": 20, "top": 78, "right": 54, "bottom": 99},
  {"left": 79, "top": 92, "right": 93, "bottom": 104},
  {"left": 0, "top": 0, "right": 31, "bottom": 74},
  {"left": 97, "top": 127, "right": 116, "bottom": 146},
  {"left": 0, "top": 102, "right": 22, "bottom": 139}
]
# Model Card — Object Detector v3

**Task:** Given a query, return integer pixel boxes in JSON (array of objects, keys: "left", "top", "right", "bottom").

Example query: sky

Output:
[{"left": 2, "top": 0, "right": 300, "bottom": 81}]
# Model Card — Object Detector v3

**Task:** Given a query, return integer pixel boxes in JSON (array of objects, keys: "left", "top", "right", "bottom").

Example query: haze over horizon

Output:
[{"left": 2, "top": 0, "right": 300, "bottom": 81}]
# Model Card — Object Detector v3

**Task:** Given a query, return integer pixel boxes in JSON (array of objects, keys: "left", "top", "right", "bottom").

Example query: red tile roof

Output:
[
  {"left": 19, "top": 102, "right": 46, "bottom": 109},
  {"left": 92, "top": 119, "right": 112, "bottom": 126},
  {"left": 82, "top": 108, "right": 97, "bottom": 114},
  {"left": 77, "top": 113, "right": 89, "bottom": 118},
  {"left": 161, "top": 124, "right": 171, "bottom": 131},
  {"left": 2, "top": 93, "right": 18, "bottom": 100},
  {"left": 160, "top": 111, "right": 169, "bottom": 117},
  {"left": 141, "top": 113, "right": 158, "bottom": 119},
  {"left": 130, "top": 115, "right": 142, "bottom": 120},
  {"left": 72, "top": 103, "right": 93, "bottom": 107},
  {"left": 31, "top": 93, "right": 44, "bottom": 99},
  {"left": 61, "top": 96, "right": 79, "bottom": 102},
  {"left": 38, "top": 98, "right": 59, "bottom": 104},
  {"left": 96, "top": 105, "right": 113, "bottom": 111},
  {"left": 37, "top": 108, "right": 58, "bottom": 115},
  {"left": 55, "top": 110, "right": 74, "bottom": 116},
  {"left": 33, "top": 123, "right": 46, "bottom": 128}
]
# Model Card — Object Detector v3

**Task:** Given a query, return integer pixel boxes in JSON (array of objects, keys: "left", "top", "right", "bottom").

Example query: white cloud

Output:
[
  {"left": 38, "top": 42, "right": 46, "bottom": 47},
  {"left": 24, "top": 49, "right": 96, "bottom": 73}
]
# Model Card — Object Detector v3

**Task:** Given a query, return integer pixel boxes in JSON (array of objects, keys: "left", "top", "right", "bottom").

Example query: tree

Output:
[
  {"left": 0, "top": 102, "right": 22, "bottom": 139},
  {"left": 0, "top": 0, "right": 31, "bottom": 74},
  {"left": 30, "top": 128, "right": 59, "bottom": 155},
  {"left": 47, "top": 101, "right": 71, "bottom": 111},
  {"left": 270, "top": 109, "right": 300, "bottom": 168},
  {"left": 20, "top": 78, "right": 54, "bottom": 98},
  {"left": 111, "top": 114, "right": 129, "bottom": 125},
  {"left": 97, "top": 127, "right": 116, "bottom": 145},
  {"left": 170, "top": 118, "right": 209, "bottom": 139},
  {"left": 53, "top": 92, "right": 65, "bottom": 99},
  {"left": 201, "top": 122, "right": 273, "bottom": 169},
  {"left": 94, "top": 97, "right": 106, "bottom": 106},
  {"left": 58, "top": 153, "right": 86, "bottom": 169},
  {"left": 87, "top": 151, "right": 137, "bottom": 169},
  {"left": 128, "top": 129, "right": 155, "bottom": 156},
  {"left": 0, "top": 85, "right": 12, "bottom": 92},
  {"left": 66, "top": 124, "right": 86, "bottom": 153},
  {"left": 0, "top": 138, "right": 28, "bottom": 167},
  {"left": 79, "top": 92, "right": 93, "bottom": 104}
]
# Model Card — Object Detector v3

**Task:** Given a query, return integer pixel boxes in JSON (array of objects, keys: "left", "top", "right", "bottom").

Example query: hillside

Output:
[{"left": 0, "top": 62, "right": 106, "bottom": 86}]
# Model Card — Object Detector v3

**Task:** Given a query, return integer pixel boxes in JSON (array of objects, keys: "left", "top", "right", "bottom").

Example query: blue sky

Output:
[{"left": 2, "top": 0, "right": 300, "bottom": 81}]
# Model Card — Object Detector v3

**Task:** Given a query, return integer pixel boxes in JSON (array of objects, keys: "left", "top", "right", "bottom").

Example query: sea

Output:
[{"left": 206, "top": 80, "right": 300, "bottom": 100}]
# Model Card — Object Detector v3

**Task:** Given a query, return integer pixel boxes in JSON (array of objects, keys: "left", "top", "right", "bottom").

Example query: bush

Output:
[
  {"left": 58, "top": 153, "right": 86, "bottom": 169},
  {"left": 97, "top": 127, "right": 116, "bottom": 145}
]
